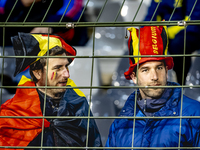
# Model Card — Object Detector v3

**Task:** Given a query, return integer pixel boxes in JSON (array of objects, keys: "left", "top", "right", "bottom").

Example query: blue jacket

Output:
[{"left": 106, "top": 82, "right": 200, "bottom": 149}]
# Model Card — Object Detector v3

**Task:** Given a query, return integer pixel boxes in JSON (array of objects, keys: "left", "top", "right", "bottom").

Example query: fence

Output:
[{"left": 1, "top": 0, "right": 200, "bottom": 149}]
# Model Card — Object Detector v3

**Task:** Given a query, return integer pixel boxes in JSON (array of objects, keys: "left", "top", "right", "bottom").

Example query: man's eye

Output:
[
  {"left": 158, "top": 67, "right": 163, "bottom": 70},
  {"left": 142, "top": 69, "right": 148, "bottom": 72},
  {"left": 55, "top": 67, "right": 61, "bottom": 71}
]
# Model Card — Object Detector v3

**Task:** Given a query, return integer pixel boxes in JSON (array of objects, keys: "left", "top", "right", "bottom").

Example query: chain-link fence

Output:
[{"left": 1, "top": 0, "right": 200, "bottom": 149}]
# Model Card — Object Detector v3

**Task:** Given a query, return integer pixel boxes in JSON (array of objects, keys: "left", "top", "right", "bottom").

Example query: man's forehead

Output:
[
  {"left": 139, "top": 60, "right": 165, "bottom": 68},
  {"left": 45, "top": 54, "right": 69, "bottom": 67},
  {"left": 48, "top": 53, "right": 67, "bottom": 60}
]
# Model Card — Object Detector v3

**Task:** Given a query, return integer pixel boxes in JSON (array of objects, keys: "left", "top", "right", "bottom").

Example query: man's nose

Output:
[
  {"left": 151, "top": 69, "right": 158, "bottom": 81},
  {"left": 62, "top": 68, "right": 70, "bottom": 78}
]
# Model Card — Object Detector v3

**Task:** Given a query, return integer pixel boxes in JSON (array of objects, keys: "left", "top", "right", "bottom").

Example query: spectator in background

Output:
[
  {"left": 144, "top": 0, "right": 200, "bottom": 85},
  {"left": 0, "top": 33, "right": 102, "bottom": 149},
  {"left": 0, "top": 0, "right": 88, "bottom": 46},
  {"left": 106, "top": 26, "right": 200, "bottom": 148}
]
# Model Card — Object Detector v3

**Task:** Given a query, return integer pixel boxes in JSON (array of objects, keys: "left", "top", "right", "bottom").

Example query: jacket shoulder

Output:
[
  {"left": 182, "top": 95, "right": 200, "bottom": 116},
  {"left": 181, "top": 95, "right": 200, "bottom": 130}
]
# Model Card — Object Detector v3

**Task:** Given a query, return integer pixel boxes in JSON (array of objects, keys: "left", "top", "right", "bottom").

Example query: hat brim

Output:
[{"left": 124, "top": 57, "right": 174, "bottom": 80}]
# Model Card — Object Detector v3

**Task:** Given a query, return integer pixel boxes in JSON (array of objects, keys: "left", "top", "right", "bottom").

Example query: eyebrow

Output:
[
  {"left": 52, "top": 62, "right": 70, "bottom": 69},
  {"left": 139, "top": 66, "right": 149, "bottom": 70},
  {"left": 139, "top": 63, "right": 164, "bottom": 70},
  {"left": 52, "top": 65, "right": 62, "bottom": 69}
]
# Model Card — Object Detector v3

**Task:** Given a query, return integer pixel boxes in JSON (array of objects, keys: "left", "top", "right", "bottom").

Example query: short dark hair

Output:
[{"left": 29, "top": 46, "right": 70, "bottom": 82}]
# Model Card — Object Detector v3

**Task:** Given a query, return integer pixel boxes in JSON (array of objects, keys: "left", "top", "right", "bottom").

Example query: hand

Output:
[
  {"left": 30, "top": 27, "right": 53, "bottom": 34},
  {"left": 21, "top": 0, "right": 42, "bottom": 7}
]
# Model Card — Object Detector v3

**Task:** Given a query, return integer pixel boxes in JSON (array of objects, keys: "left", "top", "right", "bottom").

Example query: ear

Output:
[
  {"left": 32, "top": 70, "right": 42, "bottom": 80},
  {"left": 166, "top": 66, "right": 168, "bottom": 72},
  {"left": 165, "top": 66, "right": 168, "bottom": 79},
  {"left": 130, "top": 72, "right": 137, "bottom": 84}
]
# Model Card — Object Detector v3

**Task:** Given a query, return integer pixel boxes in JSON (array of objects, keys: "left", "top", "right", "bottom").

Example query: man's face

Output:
[
  {"left": 130, "top": 61, "right": 168, "bottom": 99},
  {"left": 35, "top": 53, "right": 70, "bottom": 98}
]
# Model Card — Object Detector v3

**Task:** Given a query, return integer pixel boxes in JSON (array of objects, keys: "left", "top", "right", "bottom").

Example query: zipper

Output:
[{"left": 144, "top": 99, "right": 147, "bottom": 112}]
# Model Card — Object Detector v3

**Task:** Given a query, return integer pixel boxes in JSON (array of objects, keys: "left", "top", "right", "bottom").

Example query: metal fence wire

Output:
[{"left": 1, "top": 0, "right": 200, "bottom": 149}]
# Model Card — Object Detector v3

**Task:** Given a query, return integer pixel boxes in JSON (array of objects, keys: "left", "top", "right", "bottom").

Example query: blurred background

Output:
[{"left": 1, "top": 0, "right": 200, "bottom": 145}]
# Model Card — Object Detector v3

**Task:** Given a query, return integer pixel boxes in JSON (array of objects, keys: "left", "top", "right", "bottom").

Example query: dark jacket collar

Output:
[
  {"left": 137, "top": 88, "right": 173, "bottom": 116},
  {"left": 120, "top": 82, "right": 181, "bottom": 117}
]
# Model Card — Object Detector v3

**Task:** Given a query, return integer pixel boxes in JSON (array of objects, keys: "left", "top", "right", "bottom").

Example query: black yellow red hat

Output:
[
  {"left": 11, "top": 32, "right": 76, "bottom": 77},
  {"left": 124, "top": 26, "right": 174, "bottom": 80}
]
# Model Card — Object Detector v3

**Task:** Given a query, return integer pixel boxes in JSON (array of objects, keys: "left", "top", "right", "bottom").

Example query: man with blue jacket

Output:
[{"left": 106, "top": 26, "right": 200, "bottom": 149}]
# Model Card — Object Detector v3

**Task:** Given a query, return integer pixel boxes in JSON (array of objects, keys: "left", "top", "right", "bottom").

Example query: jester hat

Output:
[
  {"left": 11, "top": 32, "right": 76, "bottom": 77},
  {"left": 124, "top": 26, "right": 174, "bottom": 80}
]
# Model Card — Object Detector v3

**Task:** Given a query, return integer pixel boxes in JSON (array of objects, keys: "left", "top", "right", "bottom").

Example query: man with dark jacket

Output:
[
  {"left": 0, "top": 33, "right": 102, "bottom": 149},
  {"left": 106, "top": 26, "right": 200, "bottom": 149}
]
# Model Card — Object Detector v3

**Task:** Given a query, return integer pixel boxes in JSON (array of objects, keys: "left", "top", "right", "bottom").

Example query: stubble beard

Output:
[
  {"left": 40, "top": 80, "right": 67, "bottom": 99},
  {"left": 47, "top": 82, "right": 67, "bottom": 98},
  {"left": 140, "top": 88, "right": 165, "bottom": 99},
  {"left": 50, "top": 88, "right": 66, "bottom": 98},
  {"left": 138, "top": 79, "right": 167, "bottom": 99}
]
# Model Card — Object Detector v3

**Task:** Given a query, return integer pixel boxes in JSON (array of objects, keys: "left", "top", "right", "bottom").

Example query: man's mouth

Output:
[
  {"left": 57, "top": 80, "right": 67, "bottom": 86},
  {"left": 148, "top": 83, "right": 161, "bottom": 89},
  {"left": 58, "top": 82, "right": 67, "bottom": 86},
  {"left": 152, "top": 84, "right": 160, "bottom": 86},
  {"left": 149, "top": 83, "right": 161, "bottom": 86}
]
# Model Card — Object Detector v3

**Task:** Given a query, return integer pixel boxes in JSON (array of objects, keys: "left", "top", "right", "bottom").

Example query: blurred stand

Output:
[
  {"left": 68, "top": 46, "right": 101, "bottom": 99},
  {"left": 184, "top": 50, "right": 200, "bottom": 101},
  {"left": 0, "top": 0, "right": 88, "bottom": 46},
  {"left": 0, "top": 47, "right": 16, "bottom": 104},
  {"left": 85, "top": 0, "right": 150, "bottom": 85}
]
